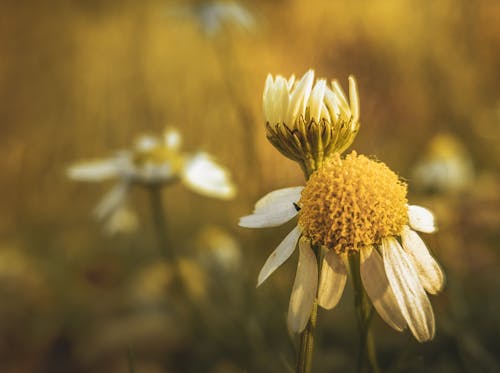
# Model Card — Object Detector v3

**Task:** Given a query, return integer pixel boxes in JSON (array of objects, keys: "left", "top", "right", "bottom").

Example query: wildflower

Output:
[
  {"left": 239, "top": 152, "right": 444, "bottom": 342},
  {"left": 166, "top": 1, "right": 255, "bottom": 37},
  {"left": 68, "top": 128, "right": 236, "bottom": 233},
  {"left": 412, "top": 133, "right": 474, "bottom": 194},
  {"left": 263, "top": 70, "right": 360, "bottom": 176}
]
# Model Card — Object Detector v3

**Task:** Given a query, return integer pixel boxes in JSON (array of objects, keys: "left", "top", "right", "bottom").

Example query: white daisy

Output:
[
  {"left": 68, "top": 128, "right": 236, "bottom": 233},
  {"left": 239, "top": 152, "right": 444, "bottom": 341}
]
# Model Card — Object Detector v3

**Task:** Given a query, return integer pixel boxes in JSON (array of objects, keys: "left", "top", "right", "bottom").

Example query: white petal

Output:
[
  {"left": 286, "top": 74, "right": 296, "bottom": 90},
  {"left": 164, "top": 128, "right": 182, "bottom": 150},
  {"left": 287, "top": 237, "right": 318, "bottom": 333},
  {"left": 401, "top": 226, "right": 445, "bottom": 294},
  {"left": 287, "top": 70, "right": 314, "bottom": 125},
  {"left": 348, "top": 75, "right": 359, "bottom": 122},
  {"left": 263, "top": 74, "right": 274, "bottom": 123},
  {"left": 67, "top": 159, "right": 118, "bottom": 182},
  {"left": 317, "top": 250, "right": 347, "bottom": 310},
  {"left": 239, "top": 186, "right": 303, "bottom": 228},
  {"left": 408, "top": 205, "right": 436, "bottom": 233},
  {"left": 134, "top": 135, "right": 159, "bottom": 152},
  {"left": 257, "top": 225, "right": 302, "bottom": 286},
  {"left": 331, "top": 79, "right": 351, "bottom": 116},
  {"left": 382, "top": 237, "right": 435, "bottom": 342},
  {"left": 309, "top": 79, "right": 327, "bottom": 122},
  {"left": 182, "top": 153, "right": 236, "bottom": 200},
  {"left": 273, "top": 77, "right": 290, "bottom": 123},
  {"left": 324, "top": 87, "right": 341, "bottom": 120},
  {"left": 360, "top": 246, "right": 406, "bottom": 332},
  {"left": 93, "top": 182, "right": 130, "bottom": 220}
]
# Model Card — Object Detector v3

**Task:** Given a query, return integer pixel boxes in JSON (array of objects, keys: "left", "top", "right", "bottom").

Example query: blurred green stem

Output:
[
  {"left": 148, "top": 186, "right": 173, "bottom": 261},
  {"left": 296, "top": 245, "right": 324, "bottom": 373},
  {"left": 349, "top": 252, "right": 380, "bottom": 373}
]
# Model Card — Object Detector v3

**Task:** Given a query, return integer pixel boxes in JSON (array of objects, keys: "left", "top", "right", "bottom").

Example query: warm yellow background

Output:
[{"left": 0, "top": 1, "right": 498, "bottom": 372}]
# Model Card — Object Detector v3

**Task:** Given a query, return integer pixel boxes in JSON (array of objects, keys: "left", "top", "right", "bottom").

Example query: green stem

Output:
[
  {"left": 349, "top": 253, "right": 380, "bottom": 373},
  {"left": 148, "top": 186, "right": 173, "bottom": 260},
  {"left": 296, "top": 244, "right": 325, "bottom": 373}
]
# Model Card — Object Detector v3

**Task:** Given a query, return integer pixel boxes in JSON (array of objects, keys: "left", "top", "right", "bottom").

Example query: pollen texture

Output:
[{"left": 298, "top": 152, "right": 408, "bottom": 253}]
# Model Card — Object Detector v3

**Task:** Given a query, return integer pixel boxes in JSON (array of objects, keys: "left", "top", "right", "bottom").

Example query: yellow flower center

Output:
[
  {"left": 133, "top": 147, "right": 184, "bottom": 173},
  {"left": 298, "top": 152, "right": 408, "bottom": 253}
]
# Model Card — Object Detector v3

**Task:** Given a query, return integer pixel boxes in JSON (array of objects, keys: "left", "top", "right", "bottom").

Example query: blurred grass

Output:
[{"left": 0, "top": 0, "right": 499, "bottom": 371}]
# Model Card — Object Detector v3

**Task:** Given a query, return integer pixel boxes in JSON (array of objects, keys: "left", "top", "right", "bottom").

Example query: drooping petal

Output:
[
  {"left": 67, "top": 159, "right": 118, "bottom": 182},
  {"left": 408, "top": 205, "right": 436, "bottom": 233},
  {"left": 287, "top": 237, "right": 318, "bottom": 333},
  {"left": 239, "top": 186, "right": 303, "bottom": 228},
  {"left": 317, "top": 249, "right": 347, "bottom": 310},
  {"left": 382, "top": 237, "right": 435, "bottom": 342},
  {"left": 401, "top": 226, "right": 445, "bottom": 294},
  {"left": 348, "top": 75, "right": 360, "bottom": 122},
  {"left": 360, "top": 246, "right": 406, "bottom": 332},
  {"left": 182, "top": 153, "right": 236, "bottom": 200},
  {"left": 93, "top": 182, "right": 130, "bottom": 220},
  {"left": 257, "top": 225, "right": 302, "bottom": 287}
]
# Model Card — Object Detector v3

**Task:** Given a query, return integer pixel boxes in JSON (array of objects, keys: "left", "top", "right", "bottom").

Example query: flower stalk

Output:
[
  {"left": 148, "top": 186, "right": 174, "bottom": 261},
  {"left": 349, "top": 252, "right": 380, "bottom": 373},
  {"left": 296, "top": 243, "right": 325, "bottom": 373}
]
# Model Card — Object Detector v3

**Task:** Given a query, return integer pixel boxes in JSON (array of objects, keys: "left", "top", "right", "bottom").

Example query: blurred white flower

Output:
[
  {"left": 68, "top": 128, "right": 236, "bottom": 234},
  {"left": 412, "top": 133, "right": 474, "bottom": 194},
  {"left": 167, "top": 1, "right": 255, "bottom": 36},
  {"left": 195, "top": 225, "right": 242, "bottom": 273}
]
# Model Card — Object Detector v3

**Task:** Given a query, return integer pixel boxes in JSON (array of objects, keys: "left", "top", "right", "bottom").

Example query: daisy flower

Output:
[
  {"left": 68, "top": 128, "right": 236, "bottom": 234},
  {"left": 263, "top": 70, "right": 360, "bottom": 176},
  {"left": 239, "top": 152, "right": 444, "bottom": 342}
]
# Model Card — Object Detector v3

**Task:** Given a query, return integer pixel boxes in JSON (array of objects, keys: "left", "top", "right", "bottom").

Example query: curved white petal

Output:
[
  {"left": 93, "top": 182, "right": 130, "bottom": 220},
  {"left": 382, "top": 237, "right": 435, "bottom": 342},
  {"left": 331, "top": 79, "right": 351, "bottom": 116},
  {"left": 182, "top": 153, "right": 236, "bottom": 200},
  {"left": 408, "top": 205, "right": 436, "bottom": 233},
  {"left": 401, "top": 226, "right": 445, "bottom": 294},
  {"left": 257, "top": 225, "right": 302, "bottom": 287},
  {"left": 274, "top": 76, "right": 290, "bottom": 124},
  {"left": 67, "top": 159, "right": 118, "bottom": 182},
  {"left": 287, "top": 237, "right": 318, "bottom": 333},
  {"left": 348, "top": 75, "right": 359, "bottom": 122},
  {"left": 263, "top": 74, "right": 274, "bottom": 123},
  {"left": 360, "top": 246, "right": 406, "bottom": 332},
  {"left": 309, "top": 79, "right": 327, "bottom": 122},
  {"left": 324, "top": 87, "right": 341, "bottom": 120},
  {"left": 317, "top": 249, "right": 347, "bottom": 310},
  {"left": 287, "top": 70, "right": 314, "bottom": 125},
  {"left": 239, "top": 186, "right": 303, "bottom": 228}
]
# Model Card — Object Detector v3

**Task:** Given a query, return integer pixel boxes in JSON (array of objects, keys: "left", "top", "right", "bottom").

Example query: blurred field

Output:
[{"left": 0, "top": 0, "right": 499, "bottom": 372}]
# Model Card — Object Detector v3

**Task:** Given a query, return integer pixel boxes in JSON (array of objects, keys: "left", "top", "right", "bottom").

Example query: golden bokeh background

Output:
[{"left": 0, "top": 0, "right": 499, "bottom": 371}]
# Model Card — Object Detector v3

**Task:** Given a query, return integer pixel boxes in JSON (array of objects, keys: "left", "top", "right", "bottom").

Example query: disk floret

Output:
[{"left": 299, "top": 152, "right": 408, "bottom": 253}]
